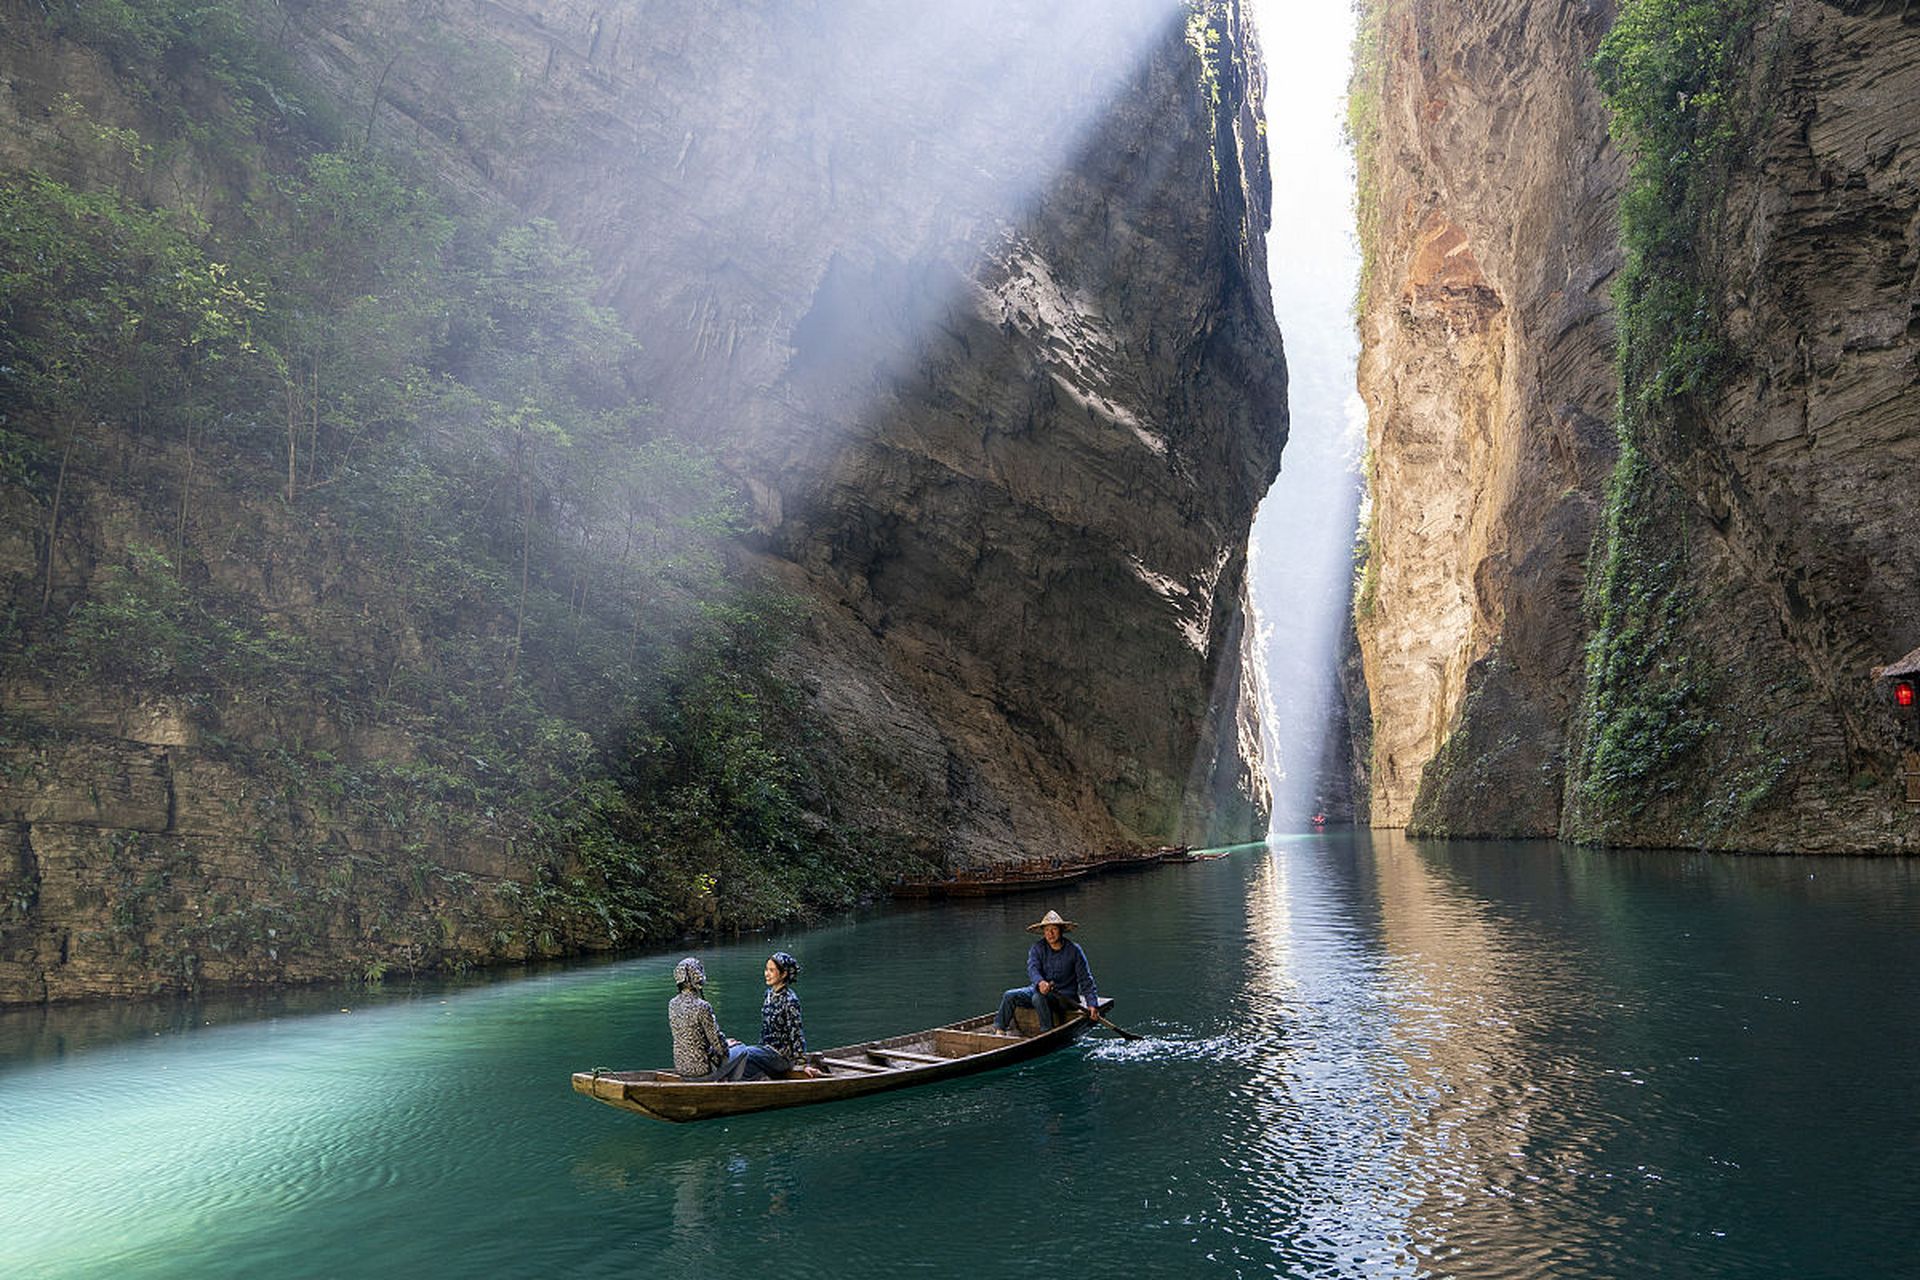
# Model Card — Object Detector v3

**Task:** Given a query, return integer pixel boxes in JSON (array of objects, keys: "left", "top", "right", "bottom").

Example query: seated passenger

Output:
[
  {"left": 667, "top": 956, "right": 735, "bottom": 1080},
  {"left": 716, "top": 951, "right": 821, "bottom": 1080}
]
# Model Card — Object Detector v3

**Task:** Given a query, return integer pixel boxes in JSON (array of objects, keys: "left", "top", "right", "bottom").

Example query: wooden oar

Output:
[{"left": 1090, "top": 1014, "right": 1144, "bottom": 1041}]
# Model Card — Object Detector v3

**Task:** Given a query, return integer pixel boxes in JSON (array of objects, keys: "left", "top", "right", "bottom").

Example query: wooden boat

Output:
[
  {"left": 888, "top": 845, "right": 1179, "bottom": 899},
  {"left": 936, "top": 863, "right": 1093, "bottom": 896},
  {"left": 1164, "top": 847, "right": 1232, "bottom": 863},
  {"left": 572, "top": 998, "right": 1114, "bottom": 1123},
  {"left": 1085, "top": 846, "right": 1171, "bottom": 875}
]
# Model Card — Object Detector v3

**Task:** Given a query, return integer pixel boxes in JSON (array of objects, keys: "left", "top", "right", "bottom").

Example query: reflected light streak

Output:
[
  {"left": 1218, "top": 832, "right": 1624, "bottom": 1276},
  {"left": 1226, "top": 836, "right": 1426, "bottom": 1273}
]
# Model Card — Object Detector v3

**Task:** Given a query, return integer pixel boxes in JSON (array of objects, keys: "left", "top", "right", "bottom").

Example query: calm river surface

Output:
[{"left": 5, "top": 831, "right": 1919, "bottom": 1278}]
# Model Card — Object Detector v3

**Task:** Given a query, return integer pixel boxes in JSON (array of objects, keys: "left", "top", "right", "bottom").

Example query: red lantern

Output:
[{"left": 1898, "top": 681, "right": 1916, "bottom": 709}]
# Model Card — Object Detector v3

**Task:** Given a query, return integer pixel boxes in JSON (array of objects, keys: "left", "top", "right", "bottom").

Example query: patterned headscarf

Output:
[
  {"left": 769, "top": 951, "right": 799, "bottom": 984},
  {"left": 673, "top": 956, "right": 706, "bottom": 992}
]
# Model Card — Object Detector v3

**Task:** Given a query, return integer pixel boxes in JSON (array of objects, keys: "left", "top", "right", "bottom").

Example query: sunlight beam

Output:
[{"left": 1245, "top": 0, "right": 1366, "bottom": 831}]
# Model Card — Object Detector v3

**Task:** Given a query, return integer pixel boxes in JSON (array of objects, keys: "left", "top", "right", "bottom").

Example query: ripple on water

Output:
[{"left": 1084, "top": 1030, "right": 1274, "bottom": 1066}]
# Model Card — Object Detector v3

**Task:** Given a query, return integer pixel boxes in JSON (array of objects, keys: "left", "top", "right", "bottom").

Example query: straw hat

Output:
[{"left": 1026, "top": 909, "right": 1077, "bottom": 934}]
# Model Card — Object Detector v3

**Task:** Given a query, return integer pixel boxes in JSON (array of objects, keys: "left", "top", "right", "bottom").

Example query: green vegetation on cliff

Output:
[
  {"left": 1566, "top": 442, "right": 1709, "bottom": 832},
  {"left": 1344, "top": 0, "right": 1393, "bottom": 305},
  {"left": 1569, "top": 0, "right": 1769, "bottom": 840},
  {"left": 1, "top": 1, "right": 907, "bottom": 997},
  {"left": 1184, "top": 2, "right": 1226, "bottom": 183},
  {"left": 1591, "top": 0, "right": 1760, "bottom": 431}
]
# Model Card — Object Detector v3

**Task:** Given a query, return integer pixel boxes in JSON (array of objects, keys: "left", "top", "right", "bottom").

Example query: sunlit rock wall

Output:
[
  {"left": 1354, "top": 0, "right": 1623, "bottom": 833},
  {"left": 0, "top": 0, "right": 1285, "bottom": 1004},
  {"left": 295, "top": 0, "right": 1287, "bottom": 858},
  {"left": 1358, "top": 0, "right": 1920, "bottom": 851}
]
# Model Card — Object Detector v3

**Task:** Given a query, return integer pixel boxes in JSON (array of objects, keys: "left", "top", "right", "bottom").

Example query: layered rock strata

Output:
[
  {"left": 1354, "top": 0, "right": 1624, "bottom": 833},
  {"left": 1358, "top": 0, "right": 1920, "bottom": 850},
  {"left": 1564, "top": 0, "right": 1920, "bottom": 851}
]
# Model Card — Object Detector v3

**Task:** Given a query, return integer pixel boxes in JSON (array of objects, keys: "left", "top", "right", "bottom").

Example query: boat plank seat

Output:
[
  {"left": 819, "top": 1056, "right": 892, "bottom": 1074},
  {"left": 933, "top": 1029, "right": 1016, "bottom": 1056},
  {"left": 869, "top": 1047, "right": 944, "bottom": 1065}
]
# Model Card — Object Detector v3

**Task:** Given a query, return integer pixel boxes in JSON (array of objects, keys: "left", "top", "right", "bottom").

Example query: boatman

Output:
[{"left": 993, "top": 909, "right": 1102, "bottom": 1035}]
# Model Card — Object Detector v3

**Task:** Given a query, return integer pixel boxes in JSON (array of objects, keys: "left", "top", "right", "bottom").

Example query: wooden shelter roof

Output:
[{"left": 1871, "top": 644, "right": 1920, "bottom": 680}]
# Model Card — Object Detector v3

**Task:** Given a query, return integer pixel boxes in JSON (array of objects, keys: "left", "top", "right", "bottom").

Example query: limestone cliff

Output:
[
  {"left": 1356, "top": 0, "right": 1920, "bottom": 852},
  {"left": 298, "top": 0, "right": 1287, "bottom": 855},
  {"left": 0, "top": 0, "right": 1286, "bottom": 1002},
  {"left": 1565, "top": 0, "right": 1920, "bottom": 852},
  {"left": 1353, "top": 0, "right": 1623, "bottom": 834}
]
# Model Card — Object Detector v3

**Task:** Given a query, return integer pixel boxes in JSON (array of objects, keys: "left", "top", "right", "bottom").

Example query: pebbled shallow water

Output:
[{"left": 4, "top": 830, "right": 1919, "bottom": 1278}]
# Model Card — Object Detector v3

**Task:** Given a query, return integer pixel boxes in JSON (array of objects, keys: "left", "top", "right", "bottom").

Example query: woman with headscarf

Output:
[
  {"left": 666, "top": 956, "right": 735, "bottom": 1080},
  {"left": 715, "top": 951, "right": 821, "bottom": 1080}
]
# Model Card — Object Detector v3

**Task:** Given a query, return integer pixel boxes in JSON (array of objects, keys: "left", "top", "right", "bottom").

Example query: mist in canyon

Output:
[
  {"left": 0, "top": 0, "right": 1284, "bottom": 1001},
  {"left": 9, "top": 0, "right": 1920, "bottom": 1274}
]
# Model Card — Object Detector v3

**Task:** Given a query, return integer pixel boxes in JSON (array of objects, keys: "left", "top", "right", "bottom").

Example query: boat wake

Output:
[{"left": 1084, "top": 1031, "right": 1265, "bottom": 1064}]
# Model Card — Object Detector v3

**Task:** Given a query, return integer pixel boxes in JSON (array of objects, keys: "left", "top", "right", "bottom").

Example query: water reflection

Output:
[
  {"left": 1214, "top": 832, "right": 1663, "bottom": 1277},
  {"left": 1224, "top": 835, "right": 1424, "bottom": 1273},
  {"left": 1367, "top": 833, "right": 1599, "bottom": 1276}
]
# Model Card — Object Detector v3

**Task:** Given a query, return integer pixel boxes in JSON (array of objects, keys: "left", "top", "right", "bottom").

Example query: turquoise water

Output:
[{"left": 5, "top": 831, "right": 1919, "bottom": 1277}]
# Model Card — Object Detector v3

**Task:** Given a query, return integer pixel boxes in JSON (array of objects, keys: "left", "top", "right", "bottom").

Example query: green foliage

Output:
[
  {"left": 1592, "top": 0, "right": 1761, "bottom": 434},
  {"left": 54, "top": 93, "right": 153, "bottom": 185},
  {"left": 1185, "top": 3, "right": 1226, "bottom": 183},
  {"left": 52, "top": 543, "right": 325, "bottom": 696},
  {"left": 0, "top": 430, "right": 47, "bottom": 490},
  {"left": 1571, "top": 443, "right": 1808, "bottom": 841},
  {"left": 58, "top": 544, "right": 200, "bottom": 685},
  {"left": 1350, "top": 451, "right": 1380, "bottom": 622},
  {"left": 1568, "top": 440, "right": 1710, "bottom": 831},
  {"left": 3, "top": 2, "right": 903, "bottom": 982},
  {"left": 45, "top": 0, "right": 338, "bottom": 162},
  {"left": 1568, "top": 0, "right": 1763, "bottom": 838},
  {"left": 0, "top": 174, "right": 259, "bottom": 434},
  {"left": 1345, "top": 0, "right": 1393, "bottom": 307},
  {"left": 544, "top": 592, "right": 873, "bottom": 940},
  {"left": 283, "top": 150, "right": 454, "bottom": 301}
]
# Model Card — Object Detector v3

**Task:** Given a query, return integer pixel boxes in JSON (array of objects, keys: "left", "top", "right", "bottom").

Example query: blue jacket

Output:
[{"left": 1027, "top": 939, "right": 1098, "bottom": 1007}]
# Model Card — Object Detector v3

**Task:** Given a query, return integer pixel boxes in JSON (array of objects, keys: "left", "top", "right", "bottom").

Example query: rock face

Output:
[
  {"left": 1562, "top": 0, "right": 1920, "bottom": 852},
  {"left": 0, "top": 702, "right": 530, "bottom": 1003},
  {"left": 1354, "top": 0, "right": 1624, "bottom": 834},
  {"left": 303, "top": 0, "right": 1288, "bottom": 859},
  {"left": 1357, "top": 0, "right": 1920, "bottom": 851},
  {"left": 0, "top": 0, "right": 1285, "bottom": 1002}
]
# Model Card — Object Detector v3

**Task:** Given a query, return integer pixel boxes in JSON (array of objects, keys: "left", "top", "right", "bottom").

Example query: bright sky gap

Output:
[{"left": 1245, "top": 0, "right": 1366, "bottom": 830}]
